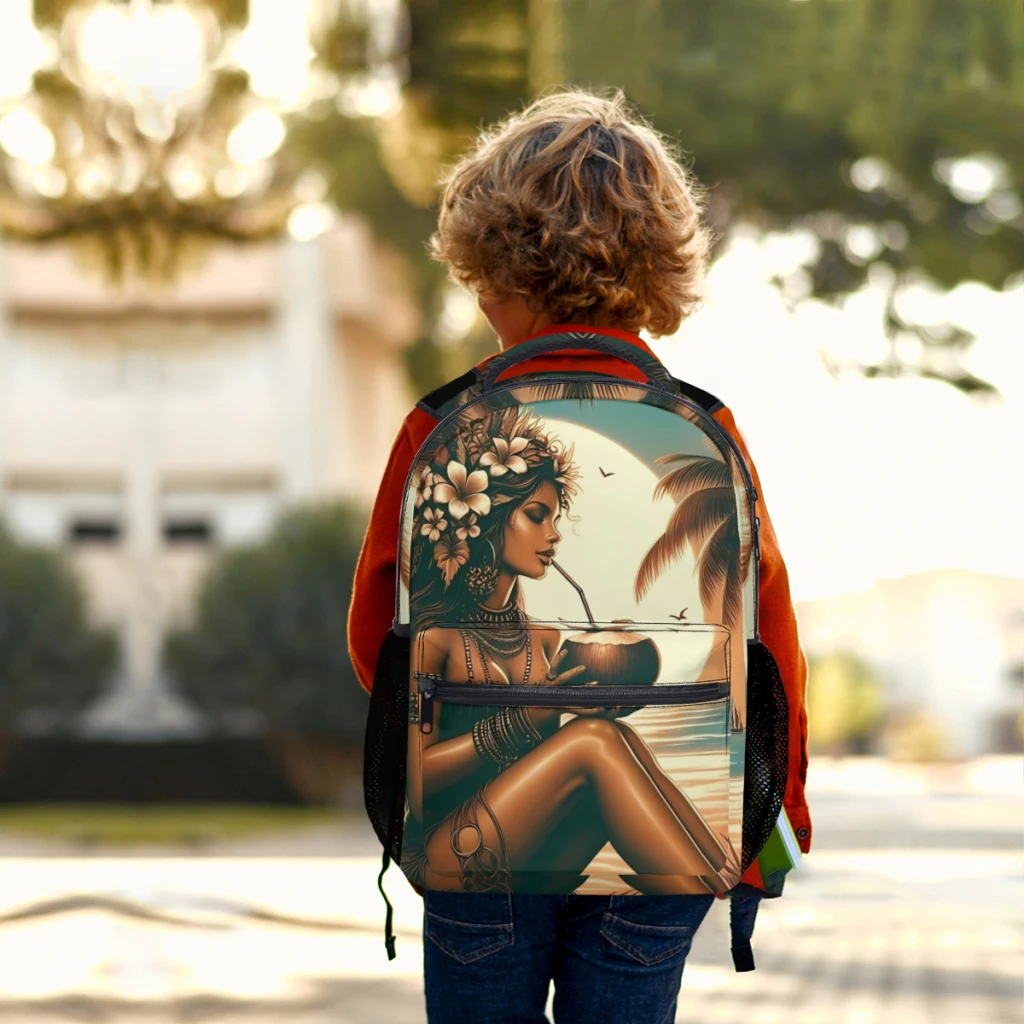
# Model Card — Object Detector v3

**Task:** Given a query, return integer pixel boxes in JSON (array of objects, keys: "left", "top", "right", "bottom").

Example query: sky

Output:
[{"left": 647, "top": 228, "right": 1024, "bottom": 603}]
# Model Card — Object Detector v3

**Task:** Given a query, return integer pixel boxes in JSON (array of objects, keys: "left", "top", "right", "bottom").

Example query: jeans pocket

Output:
[
  {"left": 599, "top": 895, "right": 712, "bottom": 967},
  {"left": 424, "top": 892, "right": 514, "bottom": 965}
]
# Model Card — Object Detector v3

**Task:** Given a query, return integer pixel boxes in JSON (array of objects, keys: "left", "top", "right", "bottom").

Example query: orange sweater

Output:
[{"left": 347, "top": 324, "right": 812, "bottom": 864}]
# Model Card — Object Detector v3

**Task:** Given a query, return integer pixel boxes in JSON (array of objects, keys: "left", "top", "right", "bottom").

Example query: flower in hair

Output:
[
  {"left": 420, "top": 507, "right": 447, "bottom": 542},
  {"left": 479, "top": 436, "right": 529, "bottom": 476},
  {"left": 433, "top": 461, "right": 491, "bottom": 520},
  {"left": 414, "top": 465, "right": 443, "bottom": 507},
  {"left": 455, "top": 511, "right": 481, "bottom": 541}
]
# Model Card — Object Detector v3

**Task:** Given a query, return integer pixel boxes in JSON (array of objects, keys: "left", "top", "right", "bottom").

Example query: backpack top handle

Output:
[{"left": 480, "top": 331, "right": 678, "bottom": 393}]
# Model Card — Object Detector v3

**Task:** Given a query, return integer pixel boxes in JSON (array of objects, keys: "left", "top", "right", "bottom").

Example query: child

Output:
[{"left": 348, "top": 86, "right": 810, "bottom": 1024}]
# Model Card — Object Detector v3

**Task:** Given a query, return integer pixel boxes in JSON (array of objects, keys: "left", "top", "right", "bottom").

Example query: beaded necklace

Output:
[
  {"left": 464, "top": 590, "right": 531, "bottom": 659},
  {"left": 459, "top": 625, "right": 533, "bottom": 686}
]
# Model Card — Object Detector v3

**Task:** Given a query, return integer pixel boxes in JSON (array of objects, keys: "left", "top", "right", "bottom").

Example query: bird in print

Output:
[
  {"left": 668, "top": 608, "right": 688, "bottom": 621},
  {"left": 598, "top": 466, "right": 614, "bottom": 477}
]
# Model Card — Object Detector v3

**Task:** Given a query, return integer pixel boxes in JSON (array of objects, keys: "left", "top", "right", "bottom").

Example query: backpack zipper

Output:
[
  {"left": 416, "top": 676, "right": 731, "bottom": 734},
  {"left": 395, "top": 374, "right": 760, "bottom": 632}
]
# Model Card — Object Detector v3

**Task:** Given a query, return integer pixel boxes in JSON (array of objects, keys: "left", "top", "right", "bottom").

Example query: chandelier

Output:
[{"left": 0, "top": 0, "right": 402, "bottom": 282}]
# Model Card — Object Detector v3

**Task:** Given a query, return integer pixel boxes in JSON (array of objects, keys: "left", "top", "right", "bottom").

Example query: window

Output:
[
  {"left": 163, "top": 518, "right": 213, "bottom": 544},
  {"left": 69, "top": 518, "right": 122, "bottom": 544}
]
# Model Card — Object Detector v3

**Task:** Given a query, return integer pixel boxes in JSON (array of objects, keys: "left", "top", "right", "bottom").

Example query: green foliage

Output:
[
  {"left": 561, "top": 0, "right": 1022, "bottom": 397},
  {"left": 402, "top": 0, "right": 534, "bottom": 129},
  {"left": 0, "top": 523, "right": 117, "bottom": 733},
  {"left": 303, "top": 0, "right": 1022, "bottom": 397},
  {"left": 807, "top": 649, "right": 885, "bottom": 754},
  {"left": 0, "top": 803, "right": 337, "bottom": 847},
  {"left": 563, "top": 0, "right": 1023, "bottom": 295},
  {"left": 164, "top": 502, "right": 370, "bottom": 743}
]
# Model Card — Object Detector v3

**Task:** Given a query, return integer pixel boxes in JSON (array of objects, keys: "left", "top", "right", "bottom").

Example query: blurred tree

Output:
[
  {"left": 164, "top": 502, "right": 370, "bottom": 804},
  {"left": 301, "top": 0, "right": 1022, "bottom": 398},
  {"left": 294, "top": 0, "right": 546, "bottom": 395},
  {"left": 0, "top": 523, "right": 117, "bottom": 753},
  {"left": 806, "top": 649, "right": 884, "bottom": 755},
  {"left": 14, "top": 1, "right": 1015, "bottom": 394},
  {"left": 563, "top": 0, "right": 1022, "bottom": 398},
  {"left": 882, "top": 707, "right": 950, "bottom": 762}
]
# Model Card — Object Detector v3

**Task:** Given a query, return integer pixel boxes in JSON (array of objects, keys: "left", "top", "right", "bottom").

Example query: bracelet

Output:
[
  {"left": 472, "top": 718, "right": 497, "bottom": 764},
  {"left": 473, "top": 712, "right": 505, "bottom": 769},
  {"left": 498, "top": 708, "right": 519, "bottom": 768},
  {"left": 473, "top": 716, "right": 501, "bottom": 766},
  {"left": 472, "top": 707, "right": 542, "bottom": 770},
  {"left": 514, "top": 705, "right": 542, "bottom": 743}
]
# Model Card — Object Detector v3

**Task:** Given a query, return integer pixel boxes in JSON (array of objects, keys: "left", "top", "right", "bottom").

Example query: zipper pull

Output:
[
  {"left": 418, "top": 676, "right": 435, "bottom": 735},
  {"left": 754, "top": 516, "right": 761, "bottom": 562}
]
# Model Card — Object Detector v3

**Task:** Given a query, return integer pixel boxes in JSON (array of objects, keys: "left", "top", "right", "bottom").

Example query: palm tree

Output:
[{"left": 634, "top": 443, "right": 752, "bottom": 728}]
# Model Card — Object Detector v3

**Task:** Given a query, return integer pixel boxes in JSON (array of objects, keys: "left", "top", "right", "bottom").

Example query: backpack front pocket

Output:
[{"left": 406, "top": 620, "right": 741, "bottom": 895}]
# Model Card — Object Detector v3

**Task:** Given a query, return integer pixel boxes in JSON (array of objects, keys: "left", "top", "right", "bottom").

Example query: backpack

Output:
[{"left": 363, "top": 332, "right": 791, "bottom": 970}]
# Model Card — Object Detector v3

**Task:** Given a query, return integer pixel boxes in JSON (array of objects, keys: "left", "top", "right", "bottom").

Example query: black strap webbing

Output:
[
  {"left": 667, "top": 373, "right": 724, "bottom": 415},
  {"left": 416, "top": 368, "right": 480, "bottom": 419},
  {"left": 729, "top": 890, "right": 761, "bottom": 972},
  {"left": 378, "top": 848, "right": 396, "bottom": 960}
]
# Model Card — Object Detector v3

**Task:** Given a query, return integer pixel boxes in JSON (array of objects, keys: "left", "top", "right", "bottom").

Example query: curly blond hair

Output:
[{"left": 430, "top": 87, "right": 713, "bottom": 337}]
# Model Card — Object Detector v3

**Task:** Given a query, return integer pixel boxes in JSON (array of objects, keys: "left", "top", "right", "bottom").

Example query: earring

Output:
[{"left": 465, "top": 538, "right": 500, "bottom": 596}]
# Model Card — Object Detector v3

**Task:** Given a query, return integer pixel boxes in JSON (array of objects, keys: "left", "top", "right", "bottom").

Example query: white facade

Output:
[
  {"left": 795, "top": 569, "right": 1024, "bottom": 757},
  {"left": 0, "top": 220, "right": 420, "bottom": 738}
]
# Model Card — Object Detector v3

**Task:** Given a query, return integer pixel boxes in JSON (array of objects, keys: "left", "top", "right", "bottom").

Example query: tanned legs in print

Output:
[{"left": 423, "top": 714, "right": 740, "bottom": 894}]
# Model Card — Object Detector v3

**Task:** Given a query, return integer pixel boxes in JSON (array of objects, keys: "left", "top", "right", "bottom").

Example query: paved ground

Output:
[{"left": 0, "top": 757, "right": 1020, "bottom": 1024}]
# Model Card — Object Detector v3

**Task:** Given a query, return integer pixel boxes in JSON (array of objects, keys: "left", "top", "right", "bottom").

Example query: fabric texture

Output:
[
  {"left": 346, "top": 322, "right": 813, "bottom": 882},
  {"left": 422, "top": 890, "right": 715, "bottom": 1024}
]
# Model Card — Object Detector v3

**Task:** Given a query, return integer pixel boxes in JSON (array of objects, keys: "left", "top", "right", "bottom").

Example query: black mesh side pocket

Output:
[
  {"left": 740, "top": 639, "right": 789, "bottom": 875},
  {"left": 363, "top": 628, "right": 411, "bottom": 862}
]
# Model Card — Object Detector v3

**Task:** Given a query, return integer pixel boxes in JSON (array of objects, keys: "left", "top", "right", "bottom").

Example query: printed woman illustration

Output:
[{"left": 403, "top": 404, "right": 741, "bottom": 896}]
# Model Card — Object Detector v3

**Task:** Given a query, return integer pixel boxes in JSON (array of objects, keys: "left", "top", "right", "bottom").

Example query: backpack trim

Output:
[{"left": 416, "top": 367, "right": 724, "bottom": 420}]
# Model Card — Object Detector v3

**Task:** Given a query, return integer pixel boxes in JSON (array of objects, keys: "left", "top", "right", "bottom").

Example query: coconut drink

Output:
[
  {"left": 557, "top": 620, "right": 661, "bottom": 687},
  {"left": 548, "top": 561, "right": 662, "bottom": 715}
]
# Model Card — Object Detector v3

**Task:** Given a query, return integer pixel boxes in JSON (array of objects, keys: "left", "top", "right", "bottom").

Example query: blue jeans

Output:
[{"left": 422, "top": 891, "right": 716, "bottom": 1024}]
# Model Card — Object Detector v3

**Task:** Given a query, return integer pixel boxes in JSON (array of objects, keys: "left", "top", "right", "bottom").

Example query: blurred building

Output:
[
  {"left": 0, "top": 219, "right": 419, "bottom": 738},
  {"left": 796, "top": 569, "right": 1024, "bottom": 757}
]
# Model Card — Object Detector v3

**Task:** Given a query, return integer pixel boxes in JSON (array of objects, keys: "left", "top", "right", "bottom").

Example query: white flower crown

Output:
[{"left": 412, "top": 407, "right": 581, "bottom": 588}]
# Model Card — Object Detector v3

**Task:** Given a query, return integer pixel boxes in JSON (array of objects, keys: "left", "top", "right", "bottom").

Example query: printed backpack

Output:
[{"left": 363, "top": 332, "right": 791, "bottom": 969}]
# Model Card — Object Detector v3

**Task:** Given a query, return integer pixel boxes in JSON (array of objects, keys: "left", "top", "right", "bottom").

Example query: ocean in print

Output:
[{"left": 571, "top": 699, "right": 742, "bottom": 893}]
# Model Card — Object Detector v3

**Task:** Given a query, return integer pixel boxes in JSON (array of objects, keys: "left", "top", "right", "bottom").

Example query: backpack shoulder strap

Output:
[
  {"left": 667, "top": 373, "right": 725, "bottom": 416},
  {"left": 415, "top": 368, "right": 481, "bottom": 420}
]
